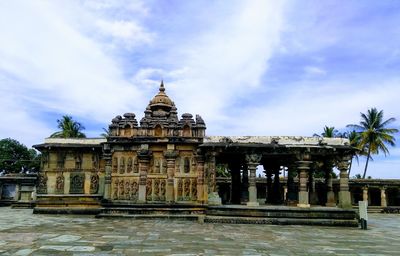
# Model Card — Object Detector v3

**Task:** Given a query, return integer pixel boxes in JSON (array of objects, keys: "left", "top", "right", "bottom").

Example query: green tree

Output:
[
  {"left": 346, "top": 130, "right": 361, "bottom": 176},
  {"left": 100, "top": 127, "right": 111, "bottom": 138},
  {"left": 0, "top": 138, "right": 40, "bottom": 173},
  {"left": 50, "top": 115, "right": 86, "bottom": 138},
  {"left": 314, "top": 126, "right": 343, "bottom": 138},
  {"left": 347, "top": 108, "right": 398, "bottom": 179}
]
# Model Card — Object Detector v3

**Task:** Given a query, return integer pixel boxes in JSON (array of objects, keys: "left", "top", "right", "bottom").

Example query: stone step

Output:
[
  {"left": 99, "top": 207, "right": 206, "bottom": 216},
  {"left": 33, "top": 207, "right": 101, "bottom": 215},
  {"left": 204, "top": 216, "right": 359, "bottom": 227},
  {"left": 96, "top": 213, "right": 202, "bottom": 221},
  {"left": 207, "top": 206, "right": 357, "bottom": 220}
]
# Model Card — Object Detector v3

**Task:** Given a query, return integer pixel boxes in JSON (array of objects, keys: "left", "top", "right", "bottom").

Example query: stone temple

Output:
[{"left": 33, "top": 82, "right": 359, "bottom": 225}]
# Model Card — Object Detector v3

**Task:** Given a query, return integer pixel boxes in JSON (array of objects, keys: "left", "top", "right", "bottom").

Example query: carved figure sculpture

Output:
[
  {"left": 131, "top": 180, "right": 138, "bottom": 200},
  {"left": 55, "top": 173, "right": 64, "bottom": 194},
  {"left": 184, "top": 178, "right": 191, "bottom": 199},
  {"left": 112, "top": 157, "right": 118, "bottom": 173},
  {"left": 70, "top": 173, "right": 85, "bottom": 194},
  {"left": 146, "top": 179, "right": 152, "bottom": 201},
  {"left": 125, "top": 181, "right": 130, "bottom": 200},
  {"left": 133, "top": 158, "right": 139, "bottom": 173},
  {"left": 37, "top": 173, "right": 48, "bottom": 194},
  {"left": 177, "top": 179, "right": 183, "bottom": 200},
  {"left": 119, "top": 157, "right": 125, "bottom": 174},
  {"left": 160, "top": 180, "right": 166, "bottom": 200},
  {"left": 113, "top": 179, "right": 119, "bottom": 199},
  {"left": 127, "top": 157, "right": 133, "bottom": 173},
  {"left": 90, "top": 174, "right": 99, "bottom": 194},
  {"left": 119, "top": 179, "right": 124, "bottom": 199},
  {"left": 191, "top": 179, "right": 197, "bottom": 200}
]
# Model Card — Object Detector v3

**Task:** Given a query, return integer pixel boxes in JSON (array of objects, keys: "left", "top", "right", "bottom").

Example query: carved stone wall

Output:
[{"left": 70, "top": 172, "right": 85, "bottom": 194}]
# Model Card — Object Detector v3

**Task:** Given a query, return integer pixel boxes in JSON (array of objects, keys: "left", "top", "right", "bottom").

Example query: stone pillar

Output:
[
  {"left": 196, "top": 154, "right": 206, "bottom": 204},
  {"left": 380, "top": 186, "right": 387, "bottom": 208},
  {"left": 362, "top": 186, "right": 369, "bottom": 202},
  {"left": 229, "top": 161, "right": 242, "bottom": 204},
  {"left": 286, "top": 165, "right": 297, "bottom": 205},
  {"left": 309, "top": 169, "right": 318, "bottom": 205},
  {"left": 246, "top": 153, "right": 262, "bottom": 207},
  {"left": 324, "top": 160, "right": 335, "bottom": 207},
  {"left": 283, "top": 185, "right": 288, "bottom": 201},
  {"left": 241, "top": 165, "right": 249, "bottom": 202},
  {"left": 337, "top": 156, "right": 352, "bottom": 209},
  {"left": 138, "top": 148, "right": 152, "bottom": 203},
  {"left": 103, "top": 144, "right": 112, "bottom": 200},
  {"left": 297, "top": 160, "right": 312, "bottom": 208},
  {"left": 207, "top": 151, "right": 221, "bottom": 205},
  {"left": 265, "top": 169, "right": 273, "bottom": 204},
  {"left": 325, "top": 170, "right": 336, "bottom": 207},
  {"left": 272, "top": 168, "right": 282, "bottom": 204},
  {"left": 164, "top": 149, "right": 178, "bottom": 203}
]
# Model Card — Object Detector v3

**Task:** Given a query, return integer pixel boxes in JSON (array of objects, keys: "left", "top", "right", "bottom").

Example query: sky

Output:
[{"left": 0, "top": 0, "right": 399, "bottom": 178}]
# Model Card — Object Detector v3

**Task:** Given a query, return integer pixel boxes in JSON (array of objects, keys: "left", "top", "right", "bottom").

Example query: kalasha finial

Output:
[{"left": 160, "top": 80, "right": 165, "bottom": 92}]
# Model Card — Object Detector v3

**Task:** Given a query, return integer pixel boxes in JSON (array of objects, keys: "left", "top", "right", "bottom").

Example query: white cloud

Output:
[
  {"left": 304, "top": 66, "right": 326, "bottom": 75},
  {"left": 150, "top": 0, "right": 287, "bottom": 124},
  {"left": 95, "top": 19, "right": 154, "bottom": 49},
  {"left": 0, "top": 1, "right": 149, "bottom": 137}
]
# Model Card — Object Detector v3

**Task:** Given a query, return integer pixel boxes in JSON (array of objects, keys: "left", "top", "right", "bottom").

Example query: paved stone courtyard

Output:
[{"left": 0, "top": 207, "right": 399, "bottom": 255}]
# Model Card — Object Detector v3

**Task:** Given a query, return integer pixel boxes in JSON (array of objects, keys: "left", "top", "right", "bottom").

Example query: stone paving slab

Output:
[{"left": 0, "top": 207, "right": 400, "bottom": 255}]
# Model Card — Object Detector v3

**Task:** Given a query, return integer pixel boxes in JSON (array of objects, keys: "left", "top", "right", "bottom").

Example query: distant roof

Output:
[
  {"left": 202, "top": 136, "right": 350, "bottom": 148},
  {"left": 33, "top": 138, "right": 106, "bottom": 149}
]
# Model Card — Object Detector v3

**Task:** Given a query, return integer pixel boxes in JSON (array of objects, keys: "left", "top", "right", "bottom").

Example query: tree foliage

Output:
[
  {"left": 314, "top": 126, "right": 344, "bottom": 138},
  {"left": 347, "top": 108, "right": 398, "bottom": 179},
  {"left": 0, "top": 138, "right": 40, "bottom": 174},
  {"left": 50, "top": 115, "right": 86, "bottom": 138}
]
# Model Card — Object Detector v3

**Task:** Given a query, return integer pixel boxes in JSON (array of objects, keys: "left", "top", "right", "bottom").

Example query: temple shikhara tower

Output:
[{"left": 34, "top": 82, "right": 359, "bottom": 226}]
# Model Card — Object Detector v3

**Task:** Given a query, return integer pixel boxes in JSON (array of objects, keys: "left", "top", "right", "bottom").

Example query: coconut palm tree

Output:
[
  {"left": 346, "top": 130, "right": 363, "bottom": 176},
  {"left": 50, "top": 115, "right": 86, "bottom": 138},
  {"left": 314, "top": 126, "right": 343, "bottom": 138},
  {"left": 347, "top": 108, "right": 398, "bottom": 179},
  {"left": 100, "top": 128, "right": 111, "bottom": 138}
]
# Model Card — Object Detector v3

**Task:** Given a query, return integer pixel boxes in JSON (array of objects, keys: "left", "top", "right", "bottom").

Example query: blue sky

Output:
[{"left": 0, "top": 0, "right": 399, "bottom": 178}]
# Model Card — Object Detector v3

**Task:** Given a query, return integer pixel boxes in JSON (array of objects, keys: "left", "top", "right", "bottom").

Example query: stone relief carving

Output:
[
  {"left": 118, "top": 179, "right": 124, "bottom": 199},
  {"left": 191, "top": 178, "right": 197, "bottom": 200},
  {"left": 112, "top": 157, "right": 118, "bottom": 173},
  {"left": 113, "top": 178, "right": 119, "bottom": 199},
  {"left": 160, "top": 180, "right": 166, "bottom": 201},
  {"left": 153, "top": 179, "right": 160, "bottom": 200},
  {"left": 70, "top": 172, "right": 85, "bottom": 194},
  {"left": 37, "top": 173, "right": 48, "bottom": 194},
  {"left": 75, "top": 153, "right": 82, "bottom": 169},
  {"left": 125, "top": 181, "right": 130, "bottom": 200},
  {"left": 184, "top": 178, "right": 191, "bottom": 199},
  {"left": 127, "top": 157, "right": 133, "bottom": 173},
  {"left": 90, "top": 173, "right": 99, "bottom": 194},
  {"left": 177, "top": 179, "right": 183, "bottom": 200},
  {"left": 162, "top": 160, "right": 167, "bottom": 174},
  {"left": 183, "top": 157, "right": 190, "bottom": 173},
  {"left": 133, "top": 157, "right": 139, "bottom": 173},
  {"left": 146, "top": 179, "right": 152, "bottom": 201},
  {"left": 130, "top": 180, "right": 138, "bottom": 200},
  {"left": 154, "top": 159, "right": 160, "bottom": 173},
  {"left": 119, "top": 157, "right": 125, "bottom": 174},
  {"left": 55, "top": 172, "right": 64, "bottom": 194}
]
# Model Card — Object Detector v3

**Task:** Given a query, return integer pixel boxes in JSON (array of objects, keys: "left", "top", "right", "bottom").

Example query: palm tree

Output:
[
  {"left": 100, "top": 127, "right": 111, "bottom": 138},
  {"left": 347, "top": 108, "right": 398, "bottom": 179},
  {"left": 314, "top": 126, "right": 342, "bottom": 138},
  {"left": 346, "top": 130, "right": 362, "bottom": 176},
  {"left": 50, "top": 115, "right": 86, "bottom": 138}
]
